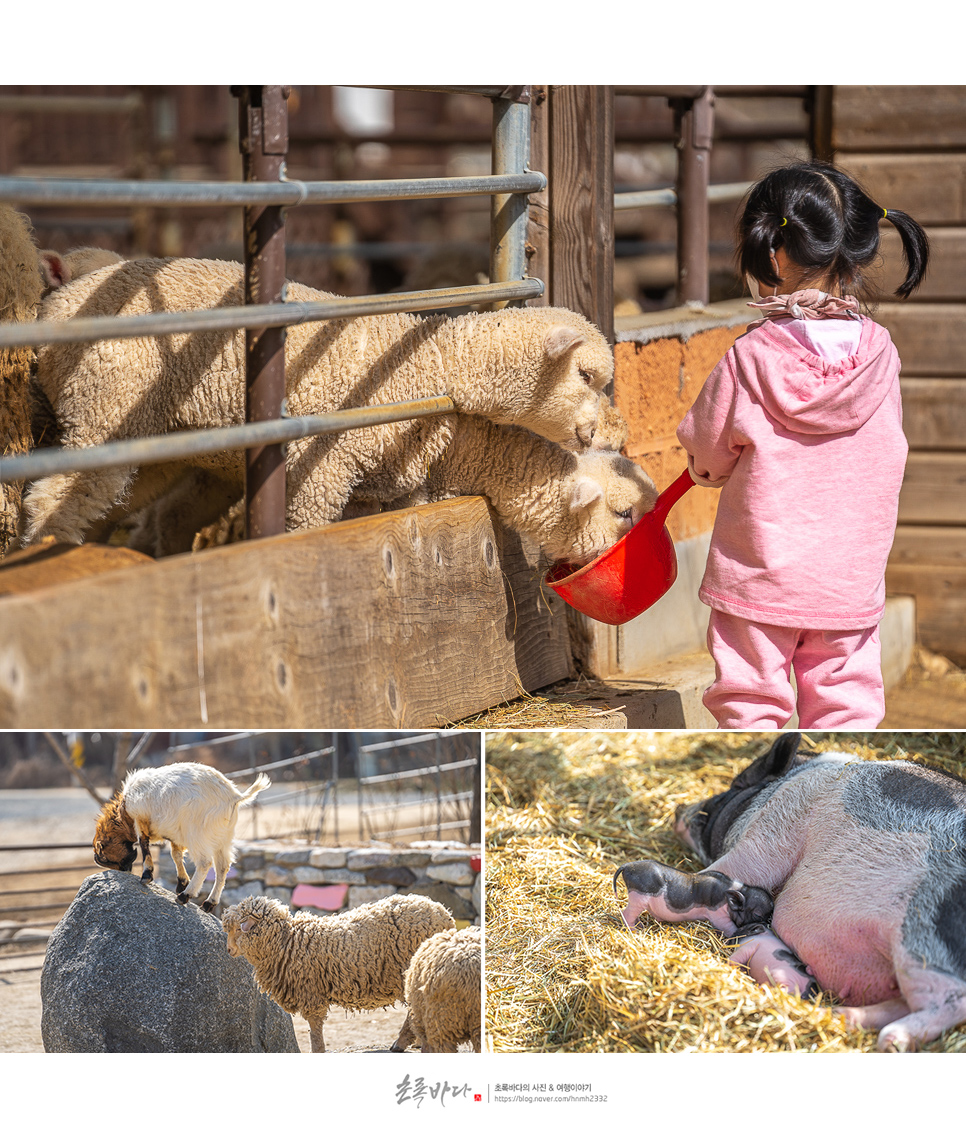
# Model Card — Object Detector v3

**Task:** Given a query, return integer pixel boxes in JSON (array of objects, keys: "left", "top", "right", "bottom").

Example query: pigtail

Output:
[
  {"left": 736, "top": 182, "right": 789, "bottom": 290},
  {"left": 881, "top": 207, "right": 930, "bottom": 298},
  {"left": 738, "top": 215, "right": 783, "bottom": 290}
]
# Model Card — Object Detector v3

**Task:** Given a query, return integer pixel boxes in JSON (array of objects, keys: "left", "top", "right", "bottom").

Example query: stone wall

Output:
[{"left": 154, "top": 839, "right": 482, "bottom": 926}]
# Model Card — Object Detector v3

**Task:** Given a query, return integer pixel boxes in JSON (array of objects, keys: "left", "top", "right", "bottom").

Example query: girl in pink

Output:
[{"left": 677, "top": 162, "right": 929, "bottom": 729}]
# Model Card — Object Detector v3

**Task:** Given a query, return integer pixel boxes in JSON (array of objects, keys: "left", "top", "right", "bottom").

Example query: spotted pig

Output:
[
  {"left": 674, "top": 732, "right": 966, "bottom": 1052},
  {"left": 613, "top": 860, "right": 773, "bottom": 936}
]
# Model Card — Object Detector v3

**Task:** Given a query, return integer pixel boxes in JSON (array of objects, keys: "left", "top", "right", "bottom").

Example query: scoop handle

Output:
[{"left": 651, "top": 468, "right": 696, "bottom": 526}]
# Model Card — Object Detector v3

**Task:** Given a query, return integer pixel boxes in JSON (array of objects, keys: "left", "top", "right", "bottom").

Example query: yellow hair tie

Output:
[
  {"left": 882, "top": 207, "right": 888, "bottom": 218},
  {"left": 780, "top": 217, "right": 788, "bottom": 227}
]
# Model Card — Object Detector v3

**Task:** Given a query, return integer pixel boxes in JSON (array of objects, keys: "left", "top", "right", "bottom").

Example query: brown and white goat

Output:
[{"left": 92, "top": 762, "right": 271, "bottom": 912}]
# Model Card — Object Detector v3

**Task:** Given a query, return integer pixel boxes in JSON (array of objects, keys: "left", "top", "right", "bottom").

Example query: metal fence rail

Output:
[
  {"left": 0, "top": 85, "right": 540, "bottom": 540},
  {"left": 0, "top": 171, "right": 545, "bottom": 209}
]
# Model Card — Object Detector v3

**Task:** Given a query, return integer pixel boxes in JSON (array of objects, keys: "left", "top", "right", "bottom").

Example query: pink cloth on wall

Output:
[{"left": 677, "top": 316, "right": 907, "bottom": 630}]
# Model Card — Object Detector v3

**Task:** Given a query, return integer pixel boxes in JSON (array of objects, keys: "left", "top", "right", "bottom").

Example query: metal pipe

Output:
[
  {"left": 615, "top": 180, "right": 751, "bottom": 210},
  {"left": 673, "top": 87, "right": 715, "bottom": 306},
  {"left": 0, "top": 94, "right": 144, "bottom": 114},
  {"left": 351, "top": 86, "right": 530, "bottom": 101},
  {"left": 0, "top": 396, "right": 457, "bottom": 484},
  {"left": 489, "top": 95, "right": 531, "bottom": 307},
  {"left": 236, "top": 85, "right": 288, "bottom": 541},
  {"left": 0, "top": 278, "right": 545, "bottom": 351},
  {"left": 0, "top": 172, "right": 546, "bottom": 208}
]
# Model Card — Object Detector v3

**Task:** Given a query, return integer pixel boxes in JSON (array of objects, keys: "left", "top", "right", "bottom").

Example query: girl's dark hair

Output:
[{"left": 738, "top": 161, "right": 929, "bottom": 299}]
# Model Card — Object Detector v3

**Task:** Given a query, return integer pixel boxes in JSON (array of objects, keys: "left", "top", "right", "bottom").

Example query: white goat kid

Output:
[{"left": 92, "top": 762, "right": 270, "bottom": 912}]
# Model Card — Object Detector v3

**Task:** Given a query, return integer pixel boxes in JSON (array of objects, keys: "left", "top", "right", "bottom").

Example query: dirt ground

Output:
[
  {"left": 0, "top": 789, "right": 471, "bottom": 1055},
  {"left": 0, "top": 970, "right": 414, "bottom": 1053}
]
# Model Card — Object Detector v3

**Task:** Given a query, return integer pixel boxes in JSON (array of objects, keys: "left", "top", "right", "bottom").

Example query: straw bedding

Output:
[{"left": 484, "top": 730, "right": 966, "bottom": 1053}]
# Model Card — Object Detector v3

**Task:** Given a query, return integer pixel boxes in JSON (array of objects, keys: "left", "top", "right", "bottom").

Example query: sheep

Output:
[
  {"left": 133, "top": 415, "right": 658, "bottom": 567},
  {"left": 130, "top": 396, "right": 635, "bottom": 557},
  {"left": 0, "top": 200, "right": 124, "bottom": 555},
  {"left": 92, "top": 761, "right": 271, "bottom": 912},
  {"left": 222, "top": 892, "right": 456, "bottom": 1053},
  {"left": 21, "top": 255, "right": 614, "bottom": 550},
  {"left": 360, "top": 415, "right": 657, "bottom": 567},
  {"left": 393, "top": 925, "right": 481, "bottom": 1053},
  {"left": 38, "top": 246, "right": 125, "bottom": 295},
  {"left": 0, "top": 205, "right": 45, "bottom": 557}
]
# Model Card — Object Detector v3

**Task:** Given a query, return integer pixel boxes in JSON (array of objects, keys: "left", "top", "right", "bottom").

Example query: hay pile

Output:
[{"left": 484, "top": 730, "right": 966, "bottom": 1053}]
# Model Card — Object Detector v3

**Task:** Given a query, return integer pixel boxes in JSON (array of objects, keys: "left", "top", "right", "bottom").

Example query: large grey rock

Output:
[{"left": 41, "top": 871, "right": 299, "bottom": 1053}]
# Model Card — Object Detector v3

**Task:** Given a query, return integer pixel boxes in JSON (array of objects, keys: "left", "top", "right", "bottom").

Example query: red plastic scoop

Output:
[{"left": 545, "top": 468, "right": 696, "bottom": 625}]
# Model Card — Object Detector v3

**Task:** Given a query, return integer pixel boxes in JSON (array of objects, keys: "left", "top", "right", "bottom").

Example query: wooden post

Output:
[
  {"left": 526, "top": 85, "right": 615, "bottom": 348},
  {"left": 673, "top": 87, "right": 714, "bottom": 306},
  {"left": 527, "top": 87, "right": 616, "bottom": 676},
  {"left": 809, "top": 84, "right": 834, "bottom": 161}
]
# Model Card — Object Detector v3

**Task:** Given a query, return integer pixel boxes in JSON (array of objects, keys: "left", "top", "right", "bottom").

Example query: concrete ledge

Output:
[
  {"left": 615, "top": 298, "right": 752, "bottom": 343},
  {"left": 579, "top": 595, "right": 918, "bottom": 730}
]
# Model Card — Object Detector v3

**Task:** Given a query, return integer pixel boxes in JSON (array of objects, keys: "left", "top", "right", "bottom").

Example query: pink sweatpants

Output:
[{"left": 704, "top": 609, "right": 885, "bottom": 730}]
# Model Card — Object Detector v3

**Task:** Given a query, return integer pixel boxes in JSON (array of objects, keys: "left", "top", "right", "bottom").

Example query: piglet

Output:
[
  {"left": 613, "top": 860, "right": 773, "bottom": 937},
  {"left": 727, "top": 923, "right": 819, "bottom": 999}
]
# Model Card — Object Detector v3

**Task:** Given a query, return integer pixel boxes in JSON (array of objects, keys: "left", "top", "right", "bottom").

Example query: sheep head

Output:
[
  {"left": 92, "top": 795, "right": 137, "bottom": 872},
  {"left": 39, "top": 247, "right": 124, "bottom": 296},
  {"left": 456, "top": 308, "right": 613, "bottom": 451},
  {"left": 545, "top": 451, "right": 658, "bottom": 567},
  {"left": 524, "top": 316, "right": 614, "bottom": 451},
  {"left": 222, "top": 894, "right": 288, "bottom": 959}
]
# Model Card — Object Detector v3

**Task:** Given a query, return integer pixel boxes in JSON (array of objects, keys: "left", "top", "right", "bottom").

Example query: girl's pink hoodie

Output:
[{"left": 676, "top": 316, "right": 907, "bottom": 630}]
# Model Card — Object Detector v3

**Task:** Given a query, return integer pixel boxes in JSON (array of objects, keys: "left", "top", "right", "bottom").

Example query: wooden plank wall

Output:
[
  {"left": 835, "top": 86, "right": 966, "bottom": 665},
  {"left": 0, "top": 500, "right": 572, "bottom": 728}
]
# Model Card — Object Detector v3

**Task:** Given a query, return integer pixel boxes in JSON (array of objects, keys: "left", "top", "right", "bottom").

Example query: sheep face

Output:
[
  {"left": 548, "top": 452, "right": 658, "bottom": 567},
  {"left": 92, "top": 796, "right": 138, "bottom": 872},
  {"left": 523, "top": 323, "right": 614, "bottom": 451},
  {"left": 222, "top": 895, "right": 287, "bottom": 959}
]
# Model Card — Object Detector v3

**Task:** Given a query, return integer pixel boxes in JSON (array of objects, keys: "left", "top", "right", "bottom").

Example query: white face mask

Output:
[{"left": 746, "top": 274, "right": 763, "bottom": 302}]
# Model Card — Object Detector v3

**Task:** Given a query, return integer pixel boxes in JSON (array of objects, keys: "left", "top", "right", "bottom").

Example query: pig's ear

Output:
[
  {"left": 571, "top": 476, "right": 603, "bottom": 511},
  {"left": 544, "top": 324, "right": 588, "bottom": 359},
  {"left": 725, "top": 888, "right": 748, "bottom": 922},
  {"left": 732, "top": 732, "right": 801, "bottom": 791}
]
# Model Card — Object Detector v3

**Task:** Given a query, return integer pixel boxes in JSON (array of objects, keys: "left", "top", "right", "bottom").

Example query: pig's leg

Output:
[
  {"left": 838, "top": 999, "right": 911, "bottom": 1032},
  {"left": 620, "top": 893, "right": 651, "bottom": 930},
  {"left": 874, "top": 963, "right": 966, "bottom": 1052}
]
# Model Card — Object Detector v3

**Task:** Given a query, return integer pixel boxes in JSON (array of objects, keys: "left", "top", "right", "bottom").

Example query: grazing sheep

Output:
[
  {"left": 22, "top": 255, "right": 614, "bottom": 550},
  {"left": 92, "top": 762, "right": 271, "bottom": 912},
  {"left": 369, "top": 415, "right": 657, "bottom": 566},
  {"left": 133, "top": 415, "right": 658, "bottom": 567},
  {"left": 222, "top": 892, "right": 456, "bottom": 1053},
  {"left": 132, "top": 398, "right": 636, "bottom": 557},
  {"left": 0, "top": 205, "right": 45, "bottom": 557},
  {"left": 394, "top": 925, "right": 482, "bottom": 1053}
]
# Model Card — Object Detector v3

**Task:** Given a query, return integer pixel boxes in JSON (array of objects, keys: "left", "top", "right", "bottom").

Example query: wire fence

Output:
[{"left": 0, "top": 729, "right": 482, "bottom": 974}]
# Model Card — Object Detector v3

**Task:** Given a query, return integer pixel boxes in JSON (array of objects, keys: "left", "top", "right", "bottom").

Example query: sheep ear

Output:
[
  {"left": 544, "top": 324, "right": 587, "bottom": 359},
  {"left": 240, "top": 918, "right": 254, "bottom": 933},
  {"left": 39, "top": 251, "right": 70, "bottom": 289},
  {"left": 571, "top": 476, "right": 603, "bottom": 511}
]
